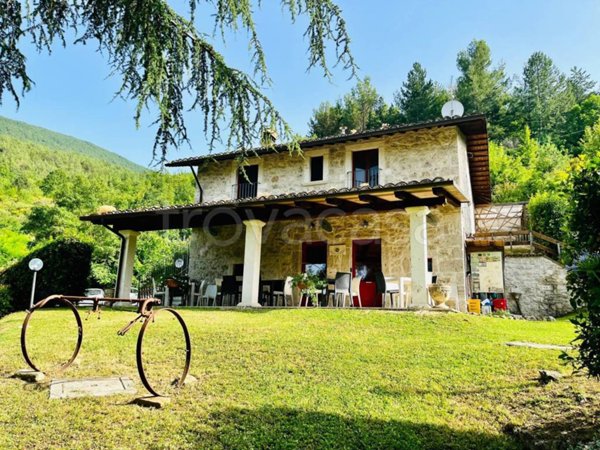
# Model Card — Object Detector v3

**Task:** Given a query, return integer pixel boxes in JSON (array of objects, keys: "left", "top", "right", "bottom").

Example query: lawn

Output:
[{"left": 0, "top": 308, "right": 598, "bottom": 449}]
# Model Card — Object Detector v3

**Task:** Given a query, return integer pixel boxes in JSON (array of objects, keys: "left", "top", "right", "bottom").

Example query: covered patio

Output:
[{"left": 81, "top": 177, "right": 468, "bottom": 309}]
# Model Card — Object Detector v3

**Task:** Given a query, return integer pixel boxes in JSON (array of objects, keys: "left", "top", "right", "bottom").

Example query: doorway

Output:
[
  {"left": 302, "top": 241, "right": 327, "bottom": 279},
  {"left": 352, "top": 239, "right": 382, "bottom": 307}
]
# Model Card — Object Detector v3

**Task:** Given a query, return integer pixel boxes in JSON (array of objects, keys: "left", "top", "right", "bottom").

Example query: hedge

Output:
[{"left": 0, "top": 239, "right": 93, "bottom": 313}]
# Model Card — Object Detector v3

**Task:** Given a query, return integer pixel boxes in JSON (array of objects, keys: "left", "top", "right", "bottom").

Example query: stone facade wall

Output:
[
  {"left": 504, "top": 255, "right": 572, "bottom": 317},
  {"left": 197, "top": 127, "right": 473, "bottom": 204},
  {"left": 187, "top": 125, "right": 477, "bottom": 311},
  {"left": 188, "top": 204, "right": 468, "bottom": 310}
]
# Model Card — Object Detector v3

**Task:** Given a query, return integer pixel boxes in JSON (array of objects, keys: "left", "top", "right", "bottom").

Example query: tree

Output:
[
  {"left": 307, "top": 77, "right": 397, "bottom": 137},
  {"left": 308, "top": 100, "right": 347, "bottom": 137},
  {"left": 565, "top": 121, "right": 600, "bottom": 377},
  {"left": 394, "top": 62, "right": 448, "bottom": 123},
  {"left": 455, "top": 40, "right": 509, "bottom": 135},
  {"left": 344, "top": 77, "right": 387, "bottom": 131},
  {"left": 21, "top": 204, "right": 80, "bottom": 244},
  {"left": 512, "top": 52, "right": 575, "bottom": 141},
  {"left": 562, "top": 94, "right": 600, "bottom": 152},
  {"left": 488, "top": 127, "right": 570, "bottom": 203},
  {"left": 569, "top": 123, "right": 600, "bottom": 253},
  {"left": 568, "top": 67, "right": 596, "bottom": 103},
  {"left": 0, "top": 1, "right": 356, "bottom": 162}
]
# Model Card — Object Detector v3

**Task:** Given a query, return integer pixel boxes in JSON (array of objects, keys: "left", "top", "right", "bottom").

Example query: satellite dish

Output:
[
  {"left": 175, "top": 258, "right": 185, "bottom": 269},
  {"left": 441, "top": 100, "right": 464, "bottom": 119}
]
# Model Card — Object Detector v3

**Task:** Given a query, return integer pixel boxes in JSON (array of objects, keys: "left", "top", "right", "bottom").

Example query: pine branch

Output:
[{"left": 1, "top": 0, "right": 356, "bottom": 163}]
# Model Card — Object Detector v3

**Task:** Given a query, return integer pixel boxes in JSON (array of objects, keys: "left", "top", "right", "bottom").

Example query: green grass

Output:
[{"left": 0, "top": 309, "right": 597, "bottom": 449}]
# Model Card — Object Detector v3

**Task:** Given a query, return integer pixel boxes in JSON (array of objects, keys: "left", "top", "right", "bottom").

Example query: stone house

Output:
[{"left": 83, "top": 115, "right": 497, "bottom": 311}]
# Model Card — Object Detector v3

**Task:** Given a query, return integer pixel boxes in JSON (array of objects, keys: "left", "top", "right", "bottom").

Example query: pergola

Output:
[{"left": 81, "top": 178, "right": 469, "bottom": 307}]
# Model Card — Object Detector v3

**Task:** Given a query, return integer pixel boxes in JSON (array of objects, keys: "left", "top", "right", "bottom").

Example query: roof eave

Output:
[{"left": 165, "top": 115, "right": 487, "bottom": 167}]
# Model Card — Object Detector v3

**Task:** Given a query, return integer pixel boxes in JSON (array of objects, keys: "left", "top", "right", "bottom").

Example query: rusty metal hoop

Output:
[
  {"left": 21, "top": 295, "right": 83, "bottom": 373},
  {"left": 136, "top": 307, "right": 191, "bottom": 397}
]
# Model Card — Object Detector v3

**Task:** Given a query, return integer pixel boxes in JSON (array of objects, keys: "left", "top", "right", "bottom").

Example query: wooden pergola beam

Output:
[
  {"left": 394, "top": 191, "right": 420, "bottom": 202},
  {"left": 294, "top": 200, "right": 330, "bottom": 214},
  {"left": 358, "top": 193, "right": 390, "bottom": 206},
  {"left": 432, "top": 187, "right": 461, "bottom": 207},
  {"left": 325, "top": 197, "right": 362, "bottom": 209}
]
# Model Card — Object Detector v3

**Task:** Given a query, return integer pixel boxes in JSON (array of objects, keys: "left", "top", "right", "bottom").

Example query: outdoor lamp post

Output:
[{"left": 28, "top": 258, "right": 44, "bottom": 309}]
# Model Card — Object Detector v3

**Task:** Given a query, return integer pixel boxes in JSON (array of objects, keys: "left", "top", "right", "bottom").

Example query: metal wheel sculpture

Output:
[
  {"left": 136, "top": 307, "right": 192, "bottom": 397},
  {"left": 21, "top": 295, "right": 83, "bottom": 373},
  {"left": 20, "top": 295, "right": 192, "bottom": 397}
]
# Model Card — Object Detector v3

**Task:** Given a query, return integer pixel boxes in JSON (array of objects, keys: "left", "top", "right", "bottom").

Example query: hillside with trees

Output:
[{"left": 0, "top": 117, "right": 194, "bottom": 313}]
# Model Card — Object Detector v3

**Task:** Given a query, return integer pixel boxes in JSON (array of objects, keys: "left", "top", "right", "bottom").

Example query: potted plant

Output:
[{"left": 291, "top": 273, "right": 327, "bottom": 306}]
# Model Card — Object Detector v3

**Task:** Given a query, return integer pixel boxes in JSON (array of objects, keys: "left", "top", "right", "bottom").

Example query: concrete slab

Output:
[
  {"left": 12, "top": 369, "right": 46, "bottom": 383},
  {"left": 506, "top": 341, "right": 572, "bottom": 351},
  {"left": 132, "top": 396, "right": 171, "bottom": 408},
  {"left": 49, "top": 377, "right": 136, "bottom": 399}
]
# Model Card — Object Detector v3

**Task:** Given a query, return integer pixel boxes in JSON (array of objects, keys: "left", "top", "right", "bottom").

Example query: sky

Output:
[{"left": 2, "top": 0, "right": 600, "bottom": 168}]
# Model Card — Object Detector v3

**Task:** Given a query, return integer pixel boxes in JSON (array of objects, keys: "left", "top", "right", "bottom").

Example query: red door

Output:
[{"left": 352, "top": 239, "right": 382, "bottom": 307}]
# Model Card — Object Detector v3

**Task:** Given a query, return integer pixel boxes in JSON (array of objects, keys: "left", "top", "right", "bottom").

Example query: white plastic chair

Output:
[
  {"left": 382, "top": 276, "right": 400, "bottom": 308},
  {"left": 152, "top": 279, "right": 169, "bottom": 306},
  {"left": 272, "top": 277, "right": 293, "bottom": 307},
  {"left": 399, "top": 277, "right": 412, "bottom": 309},
  {"left": 202, "top": 284, "right": 218, "bottom": 306},
  {"left": 190, "top": 280, "right": 206, "bottom": 306},
  {"left": 330, "top": 272, "right": 351, "bottom": 307},
  {"left": 349, "top": 276, "right": 362, "bottom": 308}
]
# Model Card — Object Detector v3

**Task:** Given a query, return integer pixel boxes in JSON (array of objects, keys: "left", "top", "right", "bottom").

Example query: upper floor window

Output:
[
  {"left": 235, "top": 164, "right": 258, "bottom": 199},
  {"left": 310, "top": 156, "right": 324, "bottom": 182},
  {"left": 351, "top": 149, "right": 379, "bottom": 188}
]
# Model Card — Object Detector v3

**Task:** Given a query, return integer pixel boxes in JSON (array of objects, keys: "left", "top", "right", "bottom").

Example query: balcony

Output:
[
  {"left": 233, "top": 182, "right": 259, "bottom": 200},
  {"left": 347, "top": 167, "right": 379, "bottom": 188}
]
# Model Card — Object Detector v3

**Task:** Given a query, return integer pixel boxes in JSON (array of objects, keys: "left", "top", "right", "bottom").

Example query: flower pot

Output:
[{"left": 428, "top": 284, "right": 451, "bottom": 309}]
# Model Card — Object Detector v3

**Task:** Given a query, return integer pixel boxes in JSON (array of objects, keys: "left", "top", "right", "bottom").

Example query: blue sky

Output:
[{"left": 2, "top": 0, "right": 600, "bottom": 167}]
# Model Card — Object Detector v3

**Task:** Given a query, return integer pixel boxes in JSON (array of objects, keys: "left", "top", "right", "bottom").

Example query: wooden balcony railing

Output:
[{"left": 469, "top": 230, "right": 564, "bottom": 261}]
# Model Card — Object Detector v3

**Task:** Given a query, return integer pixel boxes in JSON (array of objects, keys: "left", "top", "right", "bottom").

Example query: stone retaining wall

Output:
[{"left": 504, "top": 255, "right": 572, "bottom": 317}]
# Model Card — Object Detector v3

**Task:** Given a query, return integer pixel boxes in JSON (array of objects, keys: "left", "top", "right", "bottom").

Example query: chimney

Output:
[
  {"left": 339, "top": 126, "right": 348, "bottom": 135},
  {"left": 261, "top": 128, "right": 278, "bottom": 146}
]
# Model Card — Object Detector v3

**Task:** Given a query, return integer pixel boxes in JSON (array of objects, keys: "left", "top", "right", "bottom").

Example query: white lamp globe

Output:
[{"left": 28, "top": 258, "right": 44, "bottom": 272}]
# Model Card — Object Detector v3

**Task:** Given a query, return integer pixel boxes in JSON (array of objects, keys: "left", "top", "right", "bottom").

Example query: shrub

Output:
[
  {"left": 0, "top": 285, "right": 12, "bottom": 318},
  {"left": 528, "top": 191, "right": 569, "bottom": 241},
  {"left": 565, "top": 123, "right": 600, "bottom": 377},
  {"left": 0, "top": 239, "right": 93, "bottom": 311},
  {"left": 565, "top": 253, "right": 600, "bottom": 377}
]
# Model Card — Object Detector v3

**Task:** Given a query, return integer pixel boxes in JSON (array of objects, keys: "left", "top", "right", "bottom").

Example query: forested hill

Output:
[
  {"left": 0, "top": 115, "right": 145, "bottom": 172},
  {"left": 0, "top": 118, "right": 195, "bottom": 281}
]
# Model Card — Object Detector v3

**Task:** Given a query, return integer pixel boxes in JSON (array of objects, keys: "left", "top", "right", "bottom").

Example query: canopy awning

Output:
[{"left": 80, "top": 178, "right": 468, "bottom": 232}]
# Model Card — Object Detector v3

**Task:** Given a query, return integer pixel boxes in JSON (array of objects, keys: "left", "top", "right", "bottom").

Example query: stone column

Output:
[
  {"left": 406, "top": 206, "right": 430, "bottom": 307},
  {"left": 239, "top": 220, "right": 266, "bottom": 307},
  {"left": 117, "top": 230, "right": 140, "bottom": 299}
]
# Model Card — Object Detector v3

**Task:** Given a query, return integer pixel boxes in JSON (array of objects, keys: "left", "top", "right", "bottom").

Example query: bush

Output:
[
  {"left": 0, "top": 284, "right": 12, "bottom": 318},
  {"left": 0, "top": 239, "right": 93, "bottom": 311},
  {"left": 528, "top": 191, "right": 569, "bottom": 241},
  {"left": 565, "top": 253, "right": 600, "bottom": 377},
  {"left": 565, "top": 123, "right": 600, "bottom": 377}
]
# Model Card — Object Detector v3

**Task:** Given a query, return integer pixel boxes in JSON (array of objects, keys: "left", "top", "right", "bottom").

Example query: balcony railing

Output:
[
  {"left": 347, "top": 167, "right": 379, "bottom": 188},
  {"left": 233, "top": 182, "right": 259, "bottom": 199}
]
